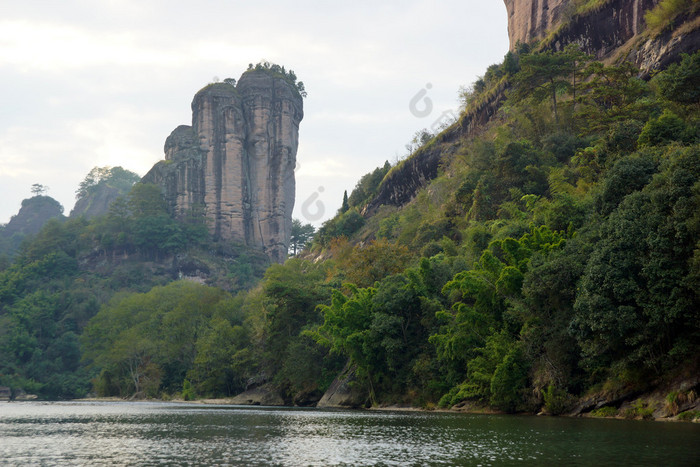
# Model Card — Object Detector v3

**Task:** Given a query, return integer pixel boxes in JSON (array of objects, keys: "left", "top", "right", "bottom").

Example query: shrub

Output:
[
  {"left": 645, "top": 0, "right": 692, "bottom": 32},
  {"left": 490, "top": 347, "right": 529, "bottom": 413},
  {"left": 653, "top": 52, "right": 700, "bottom": 104},
  {"left": 677, "top": 410, "right": 700, "bottom": 421},
  {"left": 181, "top": 379, "right": 195, "bottom": 401},
  {"left": 666, "top": 391, "right": 681, "bottom": 415},
  {"left": 624, "top": 399, "right": 655, "bottom": 420},
  {"left": 543, "top": 385, "right": 573, "bottom": 415},
  {"left": 590, "top": 406, "right": 618, "bottom": 417},
  {"left": 638, "top": 110, "right": 693, "bottom": 147}
]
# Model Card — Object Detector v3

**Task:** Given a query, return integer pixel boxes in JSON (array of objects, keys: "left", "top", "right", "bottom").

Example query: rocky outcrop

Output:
[
  {"left": 317, "top": 363, "right": 369, "bottom": 408},
  {"left": 70, "top": 184, "right": 123, "bottom": 219},
  {"left": 143, "top": 70, "right": 303, "bottom": 263},
  {"left": 0, "top": 196, "right": 65, "bottom": 257},
  {"left": 364, "top": 140, "right": 447, "bottom": 216},
  {"left": 364, "top": 90, "right": 504, "bottom": 216},
  {"left": 229, "top": 384, "right": 285, "bottom": 406},
  {"left": 503, "top": 0, "right": 658, "bottom": 52},
  {"left": 504, "top": 0, "right": 571, "bottom": 50},
  {"left": 2, "top": 196, "right": 64, "bottom": 236},
  {"left": 627, "top": 11, "right": 700, "bottom": 78}
]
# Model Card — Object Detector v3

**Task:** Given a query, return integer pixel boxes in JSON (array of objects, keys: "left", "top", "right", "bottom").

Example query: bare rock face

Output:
[
  {"left": 503, "top": 0, "right": 658, "bottom": 53},
  {"left": 503, "top": 0, "right": 699, "bottom": 76},
  {"left": 144, "top": 71, "right": 303, "bottom": 263},
  {"left": 316, "top": 363, "right": 369, "bottom": 408},
  {"left": 70, "top": 184, "right": 125, "bottom": 219},
  {"left": 503, "top": 0, "right": 570, "bottom": 50}
]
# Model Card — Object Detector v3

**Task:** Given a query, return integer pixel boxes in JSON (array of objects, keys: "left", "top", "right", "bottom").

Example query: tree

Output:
[
  {"left": 653, "top": 52, "right": 700, "bottom": 104},
  {"left": 575, "top": 61, "right": 651, "bottom": 133},
  {"left": 81, "top": 281, "right": 231, "bottom": 397},
  {"left": 572, "top": 145, "right": 700, "bottom": 374},
  {"left": 638, "top": 110, "right": 695, "bottom": 147},
  {"left": 343, "top": 239, "right": 412, "bottom": 288},
  {"left": 512, "top": 47, "right": 589, "bottom": 124},
  {"left": 76, "top": 166, "right": 140, "bottom": 200},
  {"left": 313, "top": 285, "right": 378, "bottom": 400},
  {"left": 513, "top": 52, "right": 570, "bottom": 124},
  {"left": 341, "top": 190, "right": 349, "bottom": 213},
  {"left": 127, "top": 183, "right": 167, "bottom": 218},
  {"left": 261, "top": 259, "right": 330, "bottom": 375},
  {"left": 289, "top": 219, "right": 315, "bottom": 255},
  {"left": 30, "top": 184, "right": 48, "bottom": 196}
]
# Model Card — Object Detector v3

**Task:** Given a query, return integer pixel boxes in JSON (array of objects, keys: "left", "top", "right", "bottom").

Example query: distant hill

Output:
[
  {"left": 70, "top": 166, "right": 140, "bottom": 219},
  {"left": 0, "top": 196, "right": 65, "bottom": 258}
]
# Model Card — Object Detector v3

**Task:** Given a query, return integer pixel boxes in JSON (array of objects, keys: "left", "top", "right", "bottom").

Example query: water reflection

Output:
[{"left": 0, "top": 402, "right": 698, "bottom": 465}]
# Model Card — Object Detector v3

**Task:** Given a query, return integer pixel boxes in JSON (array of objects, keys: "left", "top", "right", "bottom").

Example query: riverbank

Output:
[
  {"left": 5, "top": 399, "right": 699, "bottom": 465},
  {"left": 66, "top": 373, "right": 700, "bottom": 423},
  {"left": 67, "top": 395, "right": 700, "bottom": 423}
]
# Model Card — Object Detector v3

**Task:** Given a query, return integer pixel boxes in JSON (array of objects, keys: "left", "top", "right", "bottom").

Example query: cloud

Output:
[{"left": 0, "top": 1, "right": 509, "bottom": 224}]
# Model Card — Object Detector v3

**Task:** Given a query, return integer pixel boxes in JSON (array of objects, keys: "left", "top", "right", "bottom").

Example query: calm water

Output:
[{"left": 0, "top": 401, "right": 698, "bottom": 466}]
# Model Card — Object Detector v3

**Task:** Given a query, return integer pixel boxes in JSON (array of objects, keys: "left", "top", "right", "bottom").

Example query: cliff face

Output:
[
  {"left": 364, "top": 82, "right": 506, "bottom": 216},
  {"left": 504, "top": 0, "right": 571, "bottom": 50},
  {"left": 504, "top": 0, "right": 658, "bottom": 52},
  {"left": 144, "top": 71, "right": 303, "bottom": 263},
  {"left": 367, "top": 1, "right": 697, "bottom": 215},
  {"left": 70, "top": 184, "right": 122, "bottom": 219},
  {"left": 504, "top": 0, "right": 699, "bottom": 75}
]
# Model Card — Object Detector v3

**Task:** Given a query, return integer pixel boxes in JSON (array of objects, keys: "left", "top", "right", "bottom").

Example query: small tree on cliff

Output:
[
  {"left": 512, "top": 46, "right": 589, "bottom": 124},
  {"left": 290, "top": 219, "right": 315, "bottom": 255},
  {"left": 341, "top": 191, "right": 349, "bottom": 213},
  {"left": 31, "top": 184, "right": 48, "bottom": 196}
]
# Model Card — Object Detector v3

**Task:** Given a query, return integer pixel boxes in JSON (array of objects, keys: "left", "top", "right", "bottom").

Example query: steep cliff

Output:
[
  {"left": 504, "top": 0, "right": 699, "bottom": 75},
  {"left": 143, "top": 69, "right": 303, "bottom": 263},
  {"left": 70, "top": 166, "right": 141, "bottom": 219},
  {"left": 365, "top": 0, "right": 697, "bottom": 215},
  {"left": 70, "top": 184, "right": 122, "bottom": 219},
  {"left": 364, "top": 80, "right": 507, "bottom": 216},
  {"left": 504, "top": 0, "right": 571, "bottom": 50}
]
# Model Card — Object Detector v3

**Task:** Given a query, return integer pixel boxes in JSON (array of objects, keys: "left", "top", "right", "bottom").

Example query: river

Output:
[{"left": 0, "top": 401, "right": 698, "bottom": 465}]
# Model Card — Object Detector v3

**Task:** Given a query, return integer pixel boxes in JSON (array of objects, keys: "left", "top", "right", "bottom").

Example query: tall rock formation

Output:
[{"left": 144, "top": 69, "right": 303, "bottom": 263}]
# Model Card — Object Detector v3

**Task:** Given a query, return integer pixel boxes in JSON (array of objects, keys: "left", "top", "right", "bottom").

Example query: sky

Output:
[{"left": 0, "top": 0, "right": 509, "bottom": 226}]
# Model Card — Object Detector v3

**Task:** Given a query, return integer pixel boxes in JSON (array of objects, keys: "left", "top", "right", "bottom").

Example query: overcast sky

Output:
[{"left": 0, "top": 0, "right": 509, "bottom": 226}]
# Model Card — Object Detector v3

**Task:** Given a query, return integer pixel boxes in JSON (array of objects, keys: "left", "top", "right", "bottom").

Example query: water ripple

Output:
[{"left": 0, "top": 402, "right": 698, "bottom": 466}]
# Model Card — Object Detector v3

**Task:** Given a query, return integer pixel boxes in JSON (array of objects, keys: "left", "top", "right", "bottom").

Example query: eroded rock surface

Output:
[
  {"left": 144, "top": 70, "right": 303, "bottom": 263},
  {"left": 504, "top": 0, "right": 699, "bottom": 75},
  {"left": 317, "top": 364, "right": 369, "bottom": 409}
]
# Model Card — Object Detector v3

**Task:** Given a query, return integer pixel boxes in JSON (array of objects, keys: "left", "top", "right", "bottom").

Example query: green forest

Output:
[{"left": 0, "top": 48, "right": 698, "bottom": 419}]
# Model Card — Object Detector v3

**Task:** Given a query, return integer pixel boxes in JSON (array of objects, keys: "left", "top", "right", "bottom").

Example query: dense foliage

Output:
[
  {"left": 0, "top": 179, "right": 268, "bottom": 398},
  {"left": 2, "top": 50, "right": 698, "bottom": 413},
  {"left": 245, "top": 61, "right": 307, "bottom": 98}
]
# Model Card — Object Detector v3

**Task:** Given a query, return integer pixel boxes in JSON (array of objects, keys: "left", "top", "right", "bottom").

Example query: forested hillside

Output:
[{"left": 1, "top": 48, "right": 698, "bottom": 419}]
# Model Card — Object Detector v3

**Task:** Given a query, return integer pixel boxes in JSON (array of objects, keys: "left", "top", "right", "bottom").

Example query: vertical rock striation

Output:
[
  {"left": 504, "top": 0, "right": 570, "bottom": 50},
  {"left": 143, "top": 70, "right": 303, "bottom": 263},
  {"left": 503, "top": 0, "right": 699, "bottom": 75}
]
